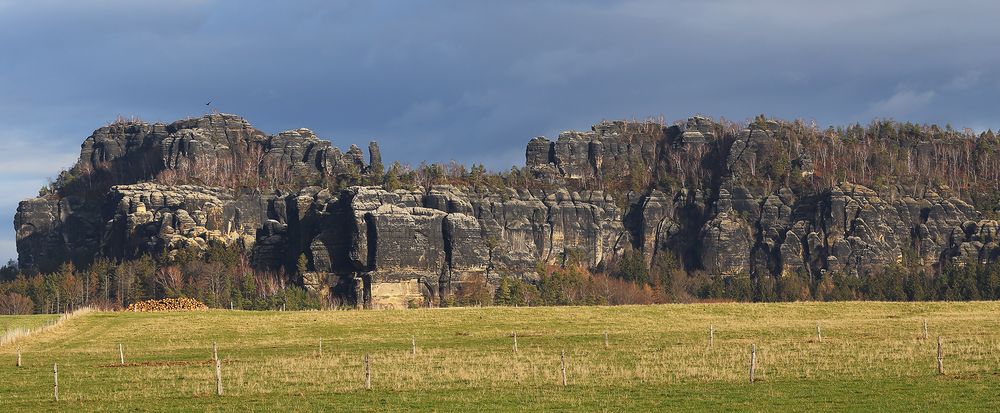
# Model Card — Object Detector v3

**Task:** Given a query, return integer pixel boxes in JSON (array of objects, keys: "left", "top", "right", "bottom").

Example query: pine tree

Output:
[
  {"left": 495, "top": 277, "right": 512, "bottom": 306},
  {"left": 297, "top": 254, "right": 309, "bottom": 276},
  {"left": 384, "top": 162, "right": 403, "bottom": 191}
]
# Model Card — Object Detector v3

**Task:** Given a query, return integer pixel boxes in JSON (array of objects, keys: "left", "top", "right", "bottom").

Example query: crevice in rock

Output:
[
  {"left": 442, "top": 217, "right": 454, "bottom": 272},
  {"left": 364, "top": 213, "right": 377, "bottom": 271}
]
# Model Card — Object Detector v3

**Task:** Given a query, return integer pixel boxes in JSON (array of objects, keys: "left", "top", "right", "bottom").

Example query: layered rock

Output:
[
  {"left": 15, "top": 113, "right": 1000, "bottom": 307},
  {"left": 14, "top": 198, "right": 70, "bottom": 271},
  {"left": 16, "top": 114, "right": 381, "bottom": 274},
  {"left": 279, "top": 185, "right": 627, "bottom": 308},
  {"left": 527, "top": 120, "right": 660, "bottom": 185},
  {"left": 101, "top": 183, "right": 265, "bottom": 261}
]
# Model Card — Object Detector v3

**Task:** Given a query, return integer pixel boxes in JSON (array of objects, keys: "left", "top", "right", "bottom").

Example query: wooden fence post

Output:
[
  {"left": 119, "top": 343, "right": 125, "bottom": 365},
  {"left": 212, "top": 341, "right": 223, "bottom": 395},
  {"left": 215, "top": 356, "right": 223, "bottom": 396},
  {"left": 937, "top": 336, "right": 944, "bottom": 375},
  {"left": 364, "top": 354, "right": 371, "bottom": 390},
  {"left": 512, "top": 331, "right": 518, "bottom": 353},
  {"left": 53, "top": 363, "right": 59, "bottom": 401},
  {"left": 923, "top": 319, "right": 929, "bottom": 340},
  {"left": 560, "top": 350, "right": 567, "bottom": 387},
  {"left": 749, "top": 344, "right": 757, "bottom": 383},
  {"left": 603, "top": 331, "right": 609, "bottom": 349},
  {"left": 411, "top": 335, "right": 416, "bottom": 355},
  {"left": 816, "top": 323, "right": 822, "bottom": 342},
  {"left": 17, "top": 348, "right": 21, "bottom": 367},
  {"left": 709, "top": 325, "right": 714, "bottom": 348},
  {"left": 319, "top": 338, "right": 324, "bottom": 357}
]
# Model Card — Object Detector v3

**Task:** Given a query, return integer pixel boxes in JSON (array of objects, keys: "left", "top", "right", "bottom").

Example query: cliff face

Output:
[
  {"left": 16, "top": 114, "right": 377, "bottom": 274},
  {"left": 526, "top": 117, "right": 996, "bottom": 281},
  {"left": 15, "top": 114, "right": 1000, "bottom": 308}
]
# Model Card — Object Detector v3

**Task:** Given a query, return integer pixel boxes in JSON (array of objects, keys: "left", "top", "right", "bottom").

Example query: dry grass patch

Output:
[{"left": 1, "top": 302, "right": 1000, "bottom": 411}]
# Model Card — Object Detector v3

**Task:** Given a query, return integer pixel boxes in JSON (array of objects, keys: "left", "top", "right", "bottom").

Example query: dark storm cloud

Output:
[{"left": 1, "top": 0, "right": 998, "bottom": 260}]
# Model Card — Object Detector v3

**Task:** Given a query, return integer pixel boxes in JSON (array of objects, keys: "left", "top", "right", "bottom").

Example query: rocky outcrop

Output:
[
  {"left": 269, "top": 185, "right": 626, "bottom": 308},
  {"left": 16, "top": 114, "right": 381, "bottom": 274},
  {"left": 101, "top": 183, "right": 265, "bottom": 261},
  {"left": 526, "top": 116, "right": 995, "bottom": 280},
  {"left": 14, "top": 198, "right": 70, "bottom": 271},
  {"left": 527, "top": 120, "right": 660, "bottom": 186},
  {"left": 15, "top": 113, "right": 1000, "bottom": 307}
]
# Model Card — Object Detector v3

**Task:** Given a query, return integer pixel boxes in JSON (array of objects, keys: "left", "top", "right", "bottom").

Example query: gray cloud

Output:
[
  {"left": 868, "top": 89, "right": 936, "bottom": 118},
  {"left": 0, "top": 0, "right": 998, "bottom": 262},
  {"left": 944, "top": 70, "right": 984, "bottom": 91}
]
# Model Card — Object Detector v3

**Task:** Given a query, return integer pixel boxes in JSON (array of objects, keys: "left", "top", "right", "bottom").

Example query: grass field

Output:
[
  {"left": 0, "top": 314, "right": 60, "bottom": 334},
  {"left": 1, "top": 302, "right": 999, "bottom": 412}
]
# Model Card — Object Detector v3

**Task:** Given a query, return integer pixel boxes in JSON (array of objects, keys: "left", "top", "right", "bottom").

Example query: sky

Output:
[{"left": 0, "top": 0, "right": 998, "bottom": 263}]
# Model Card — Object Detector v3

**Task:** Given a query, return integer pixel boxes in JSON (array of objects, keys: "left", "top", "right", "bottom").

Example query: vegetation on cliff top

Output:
[{"left": 42, "top": 115, "right": 1000, "bottom": 212}]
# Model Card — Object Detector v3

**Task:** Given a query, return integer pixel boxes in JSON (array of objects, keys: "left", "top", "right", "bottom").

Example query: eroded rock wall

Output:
[{"left": 15, "top": 113, "right": 1000, "bottom": 307}]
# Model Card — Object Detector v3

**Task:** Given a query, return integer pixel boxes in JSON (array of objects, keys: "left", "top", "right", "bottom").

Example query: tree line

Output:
[
  {"left": 481, "top": 250, "right": 1000, "bottom": 307},
  {"left": 3, "top": 246, "right": 999, "bottom": 314},
  {"left": 0, "top": 245, "right": 321, "bottom": 315}
]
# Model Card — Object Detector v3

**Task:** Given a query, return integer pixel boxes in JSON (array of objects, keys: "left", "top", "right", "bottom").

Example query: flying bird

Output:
[{"left": 206, "top": 101, "right": 212, "bottom": 106}]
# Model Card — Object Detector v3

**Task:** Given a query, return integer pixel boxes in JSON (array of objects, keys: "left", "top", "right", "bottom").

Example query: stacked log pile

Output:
[{"left": 125, "top": 298, "right": 209, "bottom": 312}]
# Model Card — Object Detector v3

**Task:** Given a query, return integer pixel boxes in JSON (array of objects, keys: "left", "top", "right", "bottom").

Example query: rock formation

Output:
[{"left": 15, "top": 113, "right": 1000, "bottom": 307}]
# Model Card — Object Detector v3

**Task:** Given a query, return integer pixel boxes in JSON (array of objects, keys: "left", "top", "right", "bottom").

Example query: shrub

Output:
[
  {"left": 610, "top": 249, "right": 649, "bottom": 284},
  {"left": 451, "top": 274, "right": 493, "bottom": 307},
  {"left": 0, "top": 292, "right": 34, "bottom": 315},
  {"left": 494, "top": 276, "right": 540, "bottom": 306}
]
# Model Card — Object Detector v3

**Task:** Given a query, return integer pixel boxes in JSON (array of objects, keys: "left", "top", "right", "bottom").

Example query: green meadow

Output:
[{"left": 1, "top": 302, "right": 999, "bottom": 412}]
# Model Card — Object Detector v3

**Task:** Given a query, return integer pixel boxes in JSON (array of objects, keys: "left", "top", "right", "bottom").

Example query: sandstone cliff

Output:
[{"left": 15, "top": 114, "right": 1000, "bottom": 307}]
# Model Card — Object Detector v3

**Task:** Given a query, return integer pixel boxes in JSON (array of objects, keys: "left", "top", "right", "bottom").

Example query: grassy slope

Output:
[
  {"left": 0, "top": 302, "right": 999, "bottom": 412},
  {"left": 0, "top": 314, "right": 60, "bottom": 334}
]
